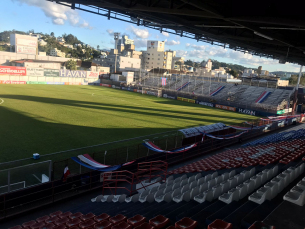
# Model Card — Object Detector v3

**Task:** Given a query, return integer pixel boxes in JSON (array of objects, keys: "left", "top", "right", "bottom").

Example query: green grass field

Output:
[{"left": 0, "top": 85, "right": 257, "bottom": 163}]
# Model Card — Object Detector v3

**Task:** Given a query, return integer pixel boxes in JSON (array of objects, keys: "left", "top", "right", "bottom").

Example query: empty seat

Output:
[
  {"left": 212, "top": 185, "right": 222, "bottom": 199},
  {"left": 53, "top": 225, "right": 66, "bottom": 229},
  {"left": 128, "top": 215, "right": 146, "bottom": 227},
  {"left": 66, "top": 218, "right": 81, "bottom": 227},
  {"left": 220, "top": 181, "right": 230, "bottom": 193},
  {"left": 208, "top": 219, "right": 232, "bottom": 229},
  {"left": 111, "top": 221, "right": 132, "bottom": 229},
  {"left": 70, "top": 212, "right": 83, "bottom": 220},
  {"left": 188, "top": 175, "right": 196, "bottom": 184},
  {"left": 238, "top": 185, "right": 248, "bottom": 199},
  {"left": 249, "top": 168, "right": 256, "bottom": 177},
  {"left": 50, "top": 211, "right": 63, "bottom": 218},
  {"left": 271, "top": 177, "right": 284, "bottom": 193},
  {"left": 45, "top": 216, "right": 59, "bottom": 224},
  {"left": 139, "top": 190, "right": 151, "bottom": 203},
  {"left": 228, "top": 177, "right": 237, "bottom": 189},
  {"left": 166, "top": 175, "right": 174, "bottom": 182},
  {"left": 219, "top": 189, "right": 239, "bottom": 204},
  {"left": 113, "top": 194, "right": 127, "bottom": 203},
  {"left": 149, "top": 215, "right": 169, "bottom": 229},
  {"left": 8, "top": 226, "right": 22, "bottom": 229},
  {"left": 199, "top": 183, "right": 208, "bottom": 193},
  {"left": 79, "top": 219, "right": 96, "bottom": 229},
  {"left": 158, "top": 183, "right": 166, "bottom": 190},
  {"left": 36, "top": 215, "right": 50, "bottom": 223},
  {"left": 283, "top": 191, "right": 305, "bottom": 206},
  {"left": 197, "top": 177, "right": 205, "bottom": 186},
  {"left": 249, "top": 187, "right": 272, "bottom": 204},
  {"left": 229, "top": 170, "right": 235, "bottom": 178},
  {"left": 211, "top": 172, "right": 218, "bottom": 179},
  {"left": 175, "top": 217, "right": 198, "bottom": 229},
  {"left": 95, "top": 213, "right": 111, "bottom": 222},
  {"left": 222, "top": 173, "right": 229, "bottom": 181},
  {"left": 195, "top": 173, "right": 202, "bottom": 180},
  {"left": 208, "top": 180, "right": 216, "bottom": 189},
  {"left": 59, "top": 212, "right": 72, "bottom": 219},
  {"left": 80, "top": 213, "right": 95, "bottom": 221},
  {"left": 30, "top": 222, "right": 45, "bottom": 229},
  {"left": 95, "top": 220, "right": 112, "bottom": 229},
  {"left": 244, "top": 180, "right": 255, "bottom": 194},
  {"left": 54, "top": 217, "right": 69, "bottom": 226},
  {"left": 215, "top": 176, "right": 223, "bottom": 184},
  {"left": 194, "top": 189, "right": 213, "bottom": 203},
  {"left": 189, "top": 181, "right": 197, "bottom": 189},
  {"left": 41, "top": 223, "right": 55, "bottom": 229},
  {"left": 109, "top": 214, "right": 127, "bottom": 225},
  {"left": 250, "top": 175, "right": 262, "bottom": 189},
  {"left": 125, "top": 193, "right": 139, "bottom": 203},
  {"left": 190, "top": 187, "right": 200, "bottom": 199},
  {"left": 205, "top": 174, "right": 212, "bottom": 182}
]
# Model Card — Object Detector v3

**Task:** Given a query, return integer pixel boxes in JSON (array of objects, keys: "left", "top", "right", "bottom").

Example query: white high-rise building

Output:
[{"left": 141, "top": 40, "right": 173, "bottom": 70}]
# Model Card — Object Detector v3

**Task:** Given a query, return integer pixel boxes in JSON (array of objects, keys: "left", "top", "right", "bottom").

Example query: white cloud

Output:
[
  {"left": 13, "top": 0, "right": 92, "bottom": 29},
  {"left": 166, "top": 40, "right": 180, "bottom": 46},
  {"left": 162, "top": 32, "right": 169, "bottom": 37},
  {"left": 133, "top": 38, "right": 147, "bottom": 48},
  {"left": 53, "top": 18, "right": 64, "bottom": 25},
  {"left": 128, "top": 26, "right": 149, "bottom": 38},
  {"left": 107, "top": 29, "right": 114, "bottom": 36}
]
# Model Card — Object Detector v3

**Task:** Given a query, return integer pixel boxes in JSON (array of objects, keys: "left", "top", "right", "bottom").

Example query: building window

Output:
[
  {"left": 158, "top": 54, "right": 160, "bottom": 56},
  {"left": 158, "top": 58, "right": 160, "bottom": 60}
]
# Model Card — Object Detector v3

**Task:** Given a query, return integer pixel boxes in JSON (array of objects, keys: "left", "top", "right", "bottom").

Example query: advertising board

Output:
[
  {"left": 196, "top": 101, "right": 214, "bottom": 107},
  {"left": 46, "top": 82, "right": 65, "bottom": 85},
  {"left": 163, "top": 94, "right": 176, "bottom": 100},
  {"left": 16, "top": 38, "right": 37, "bottom": 47},
  {"left": 44, "top": 69, "right": 60, "bottom": 77},
  {"left": 100, "top": 84, "right": 111, "bottom": 87},
  {"left": 60, "top": 70, "right": 86, "bottom": 78},
  {"left": 237, "top": 108, "right": 256, "bottom": 116},
  {"left": 0, "top": 80, "right": 26, "bottom": 84},
  {"left": 27, "top": 81, "right": 47, "bottom": 84},
  {"left": 177, "top": 97, "right": 196, "bottom": 103},
  {"left": 87, "top": 71, "right": 99, "bottom": 79},
  {"left": 0, "top": 66, "right": 26, "bottom": 76},
  {"left": 64, "top": 82, "right": 81, "bottom": 85},
  {"left": 26, "top": 68, "right": 44, "bottom": 77},
  {"left": 215, "top": 104, "right": 236, "bottom": 112},
  {"left": 16, "top": 46, "right": 36, "bottom": 54}
]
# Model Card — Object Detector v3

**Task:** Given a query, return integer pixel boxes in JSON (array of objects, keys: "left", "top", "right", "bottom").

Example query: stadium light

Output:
[{"left": 254, "top": 32, "right": 273, "bottom": 41}]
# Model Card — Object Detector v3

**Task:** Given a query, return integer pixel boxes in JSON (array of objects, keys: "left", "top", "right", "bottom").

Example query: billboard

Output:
[
  {"left": 16, "top": 38, "right": 37, "bottom": 47},
  {"left": 46, "top": 82, "right": 65, "bottom": 85},
  {"left": 215, "top": 104, "right": 236, "bottom": 112},
  {"left": 26, "top": 68, "right": 44, "bottom": 77},
  {"left": 163, "top": 94, "right": 176, "bottom": 100},
  {"left": 44, "top": 69, "right": 60, "bottom": 77},
  {"left": 237, "top": 108, "right": 256, "bottom": 116},
  {"left": 26, "top": 62, "right": 59, "bottom": 69},
  {"left": 60, "top": 70, "right": 86, "bottom": 78},
  {"left": 0, "top": 80, "right": 26, "bottom": 84},
  {"left": 27, "top": 81, "right": 47, "bottom": 84},
  {"left": 87, "top": 71, "right": 99, "bottom": 79},
  {"left": 100, "top": 84, "right": 111, "bottom": 87},
  {"left": 64, "top": 82, "right": 81, "bottom": 85},
  {"left": 196, "top": 101, "right": 214, "bottom": 107},
  {"left": 16, "top": 46, "right": 36, "bottom": 54},
  {"left": 0, "top": 66, "right": 26, "bottom": 76},
  {"left": 177, "top": 97, "right": 195, "bottom": 103}
]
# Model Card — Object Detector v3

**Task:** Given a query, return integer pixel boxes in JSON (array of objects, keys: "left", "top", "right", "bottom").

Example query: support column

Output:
[{"left": 292, "top": 65, "right": 303, "bottom": 114}]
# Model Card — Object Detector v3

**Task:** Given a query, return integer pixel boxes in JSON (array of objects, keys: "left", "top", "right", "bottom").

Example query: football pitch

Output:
[{"left": 0, "top": 85, "right": 257, "bottom": 163}]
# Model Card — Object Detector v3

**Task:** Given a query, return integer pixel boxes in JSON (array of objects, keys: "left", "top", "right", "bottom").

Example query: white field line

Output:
[{"left": 0, "top": 98, "right": 4, "bottom": 105}]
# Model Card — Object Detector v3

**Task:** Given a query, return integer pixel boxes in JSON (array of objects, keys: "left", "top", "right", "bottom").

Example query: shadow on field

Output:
[
  {"left": 0, "top": 105, "right": 175, "bottom": 163},
  {"left": 0, "top": 95, "right": 247, "bottom": 122}
]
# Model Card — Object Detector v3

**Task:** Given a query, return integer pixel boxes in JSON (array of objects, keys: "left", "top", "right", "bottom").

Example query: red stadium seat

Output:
[
  {"left": 8, "top": 226, "right": 22, "bottom": 229},
  {"left": 66, "top": 218, "right": 82, "bottom": 227},
  {"left": 79, "top": 219, "right": 95, "bottom": 229},
  {"left": 37, "top": 215, "right": 50, "bottom": 223},
  {"left": 70, "top": 212, "right": 83, "bottom": 220},
  {"left": 248, "top": 221, "right": 275, "bottom": 229},
  {"left": 94, "top": 213, "right": 111, "bottom": 222},
  {"left": 50, "top": 211, "right": 63, "bottom": 218},
  {"left": 45, "top": 216, "right": 60, "bottom": 224},
  {"left": 149, "top": 215, "right": 169, "bottom": 229},
  {"left": 94, "top": 220, "right": 112, "bottom": 229},
  {"left": 175, "top": 218, "right": 198, "bottom": 229},
  {"left": 165, "top": 226, "right": 176, "bottom": 229},
  {"left": 59, "top": 212, "right": 72, "bottom": 219},
  {"left": 55, "top": 217, "right": 69, "bottom": 226},
  {"left": 134, "top": 223, "right": 155, "bottom": 229},
  {"left": 53, "top": 226, "right": 67, "bottom": 229},
  {"left": 30, "top": 222, "right": 46, "bottom": 229},
  {"left": 208, "top": 219, "right": 232, "bottom": 229},
  {"left": 40, "top": 223, "right": 56, "bottom": 229},
  {"left": 127, "top": 215, "right": 146, "bottom": 227},
  {"left": 111, "top": 221, "right": 132, "bottom": 229},
  {"left": 80, "top": 213, "right": 96, "bottom": 221},
  {"left": 109, "top": 215, "right": 127, "bottom": 225},
  {"left": 23, "top": 221, "right": 36, "bottom": 228}
]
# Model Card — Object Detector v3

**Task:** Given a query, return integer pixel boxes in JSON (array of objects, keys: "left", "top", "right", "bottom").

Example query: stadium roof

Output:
[{"left": 50, "top": 0, "right": 305, "bottom": 66}]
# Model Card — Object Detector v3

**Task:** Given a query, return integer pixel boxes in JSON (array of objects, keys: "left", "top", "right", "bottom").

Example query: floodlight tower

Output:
[{"left": 113, "top": 32, "right": 120, "bottom": 49}]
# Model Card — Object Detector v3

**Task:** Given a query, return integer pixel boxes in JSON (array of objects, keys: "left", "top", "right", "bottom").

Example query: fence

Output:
[{"left": 0, "top": 116, "right": 301, "bottom": 220}]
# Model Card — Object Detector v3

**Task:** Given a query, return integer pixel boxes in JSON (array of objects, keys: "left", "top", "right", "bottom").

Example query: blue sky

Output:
[{"left": 1, "top": 0, "right": 303, "bottom": 72}]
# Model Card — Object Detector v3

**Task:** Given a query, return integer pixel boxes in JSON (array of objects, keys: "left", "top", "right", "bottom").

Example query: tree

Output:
[
  {"left": 97, "top": 45, "right": 100, "bottom": 50},
  {"left": 50, "top": 32, "right": 54, "bottom": 37},
  {"left": 66, "top": 59, "right": 77, "bottom": 70}
]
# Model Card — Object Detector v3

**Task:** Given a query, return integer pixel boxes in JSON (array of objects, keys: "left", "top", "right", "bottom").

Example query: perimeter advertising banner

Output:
[
  {"left": 0, "top": 66, "right": 26, "bottom": 76},
  {"left": 60, "top": 70, "right": 86, "bottom": 78},
  {"left": 215, "top": 104, "right": 236, "bottom": 112},
  {"left": 196, "top": 101, "right": 214, "bottom": 107},
  {"left": 27, "top": 81, "right": 47, "bottom": 84},
  {"left": 177, "top": 97, "right": 196, "bottom": 103},
  {"left": 26, "top": 68, "right": 44, "bottom": 77},
  {"left": 87, "top": 71, "right": 99, "bottom": 79},
  {"left": 100, "top": 84, "right": 111, "bottom": 87},
  {"left": 64, "top": 82, "right": 81, "bottom": 85},
  {"left": 44, "top": 69, "right": 60, "bottom": 77},
  {"left": 0, "top": 80, "right": 26, "bottom": 84}
]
